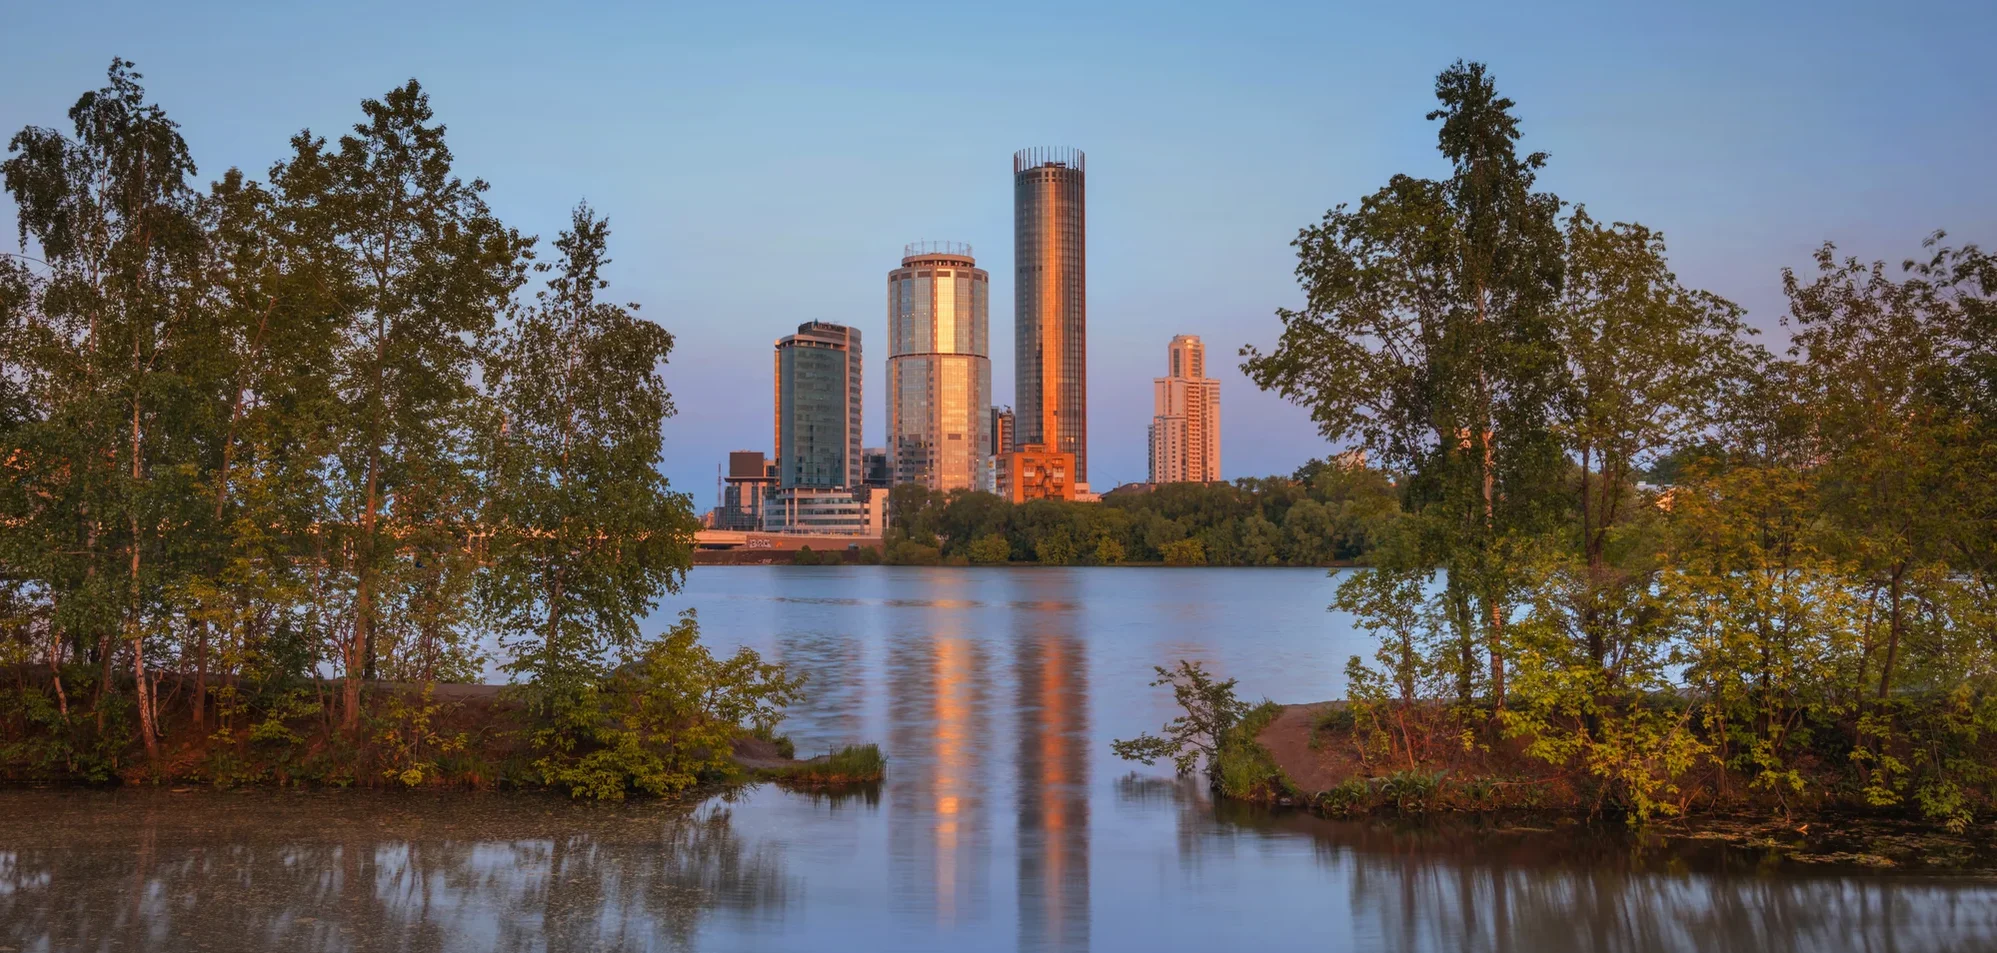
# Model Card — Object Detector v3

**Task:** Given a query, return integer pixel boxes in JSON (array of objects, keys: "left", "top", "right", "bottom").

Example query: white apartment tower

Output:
[{"left": 1149, "top": 334, "right": 1220, "bottom": 484}]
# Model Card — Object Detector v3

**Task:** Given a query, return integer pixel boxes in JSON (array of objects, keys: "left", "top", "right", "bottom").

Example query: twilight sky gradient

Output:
[{"left": 5, "top": 0, "right": 1993, "bottom": 504}]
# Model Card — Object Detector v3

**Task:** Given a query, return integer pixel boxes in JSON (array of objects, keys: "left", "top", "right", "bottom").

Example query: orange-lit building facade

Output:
[
  {"left": 1013, "top": 147, "right": 1088, "bottom": 486},
  {"left": 888, "top": 242, "right": 991, "bottom": 492},
  {"left": 1148, "top": 334, "right": 1221, "bottom": 484},
  {"left": 993, "top": 443, "right": 1076, "bottom": 504}
]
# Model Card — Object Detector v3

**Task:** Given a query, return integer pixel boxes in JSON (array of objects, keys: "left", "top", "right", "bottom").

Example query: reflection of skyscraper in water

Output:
[
  {"left": 885, "top": 607, "right": 992, "bottom": 927},
  {"left": 1013, "top": 604, "right": 1090, "bottom": 952}
]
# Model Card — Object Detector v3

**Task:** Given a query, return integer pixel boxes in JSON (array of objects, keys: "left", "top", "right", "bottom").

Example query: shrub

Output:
[
  {"left": 1317, "top": 778, "right": 1373, "bottom": 816},
  {"left": 532, "top": 611, "right": 804, "bottom": 800},
  {"left": 1214, "top": 701, "right": 1290, "bottom": 800},
  {"left": 965, "top": 533, "right": 1012, "bottom": 564},
  {"left": 1159, "top": 538, "right": 1206, "bottom": 566},
  {"left": 373, "top": 683, "right": 468, "bottom": 788},
  {"left": 1112, "top": 660, "right": 1250, "bottom": 784},
  {"left": 1381, "top": 769, "right": 1446, "bottom": 813}
]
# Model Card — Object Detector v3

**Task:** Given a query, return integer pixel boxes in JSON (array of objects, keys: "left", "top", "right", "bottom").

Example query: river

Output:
[{"left": 2, "top": 566, "right": 1992, "bottom": 952}]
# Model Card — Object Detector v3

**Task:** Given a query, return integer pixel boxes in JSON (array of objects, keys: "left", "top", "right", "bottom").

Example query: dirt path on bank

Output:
[{"left": 1256, "top": 701, "right": 1365, "bottom": 795}]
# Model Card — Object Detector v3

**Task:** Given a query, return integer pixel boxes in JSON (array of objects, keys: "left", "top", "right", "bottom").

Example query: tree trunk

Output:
[
  {"left": 48, "top": 627, "right": 68, "bottom": 717},
  {"left": 1877, "top": 565, "right": 1904, "bottom": 701},
  {"left": 347, "top": 439, "right": 383, "bottom": 731},
  {"left": 1473, "top": 284, "right": 1504, "bottom": 708},
  {"left": 130, "top": 378, "right": 159, "bottom": 767},
  {"left": 191, "top": 622, "right": 208, "bottom": 731}
]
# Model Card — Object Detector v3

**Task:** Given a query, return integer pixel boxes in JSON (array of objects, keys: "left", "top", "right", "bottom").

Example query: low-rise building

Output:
[
  {"left": 993, "top": 443, "right": 1076, "bottom": 504},
  {"left": 762, "top": 485, "right": 886, "bottom": 536},
  {"left": 715, "top": 451, "right": 776, "bottom": 531}
]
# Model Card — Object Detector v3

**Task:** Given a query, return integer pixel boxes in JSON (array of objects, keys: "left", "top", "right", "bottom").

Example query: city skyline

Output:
[{"left": 4, "top": 1, "right": 1992, "bottom": 497}]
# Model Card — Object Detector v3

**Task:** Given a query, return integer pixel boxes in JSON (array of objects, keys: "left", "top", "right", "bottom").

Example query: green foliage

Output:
[
  {"left": 773, "top": 744, "right": 886, "bottom": 785},
  {"left": 1238, "top": 59, "right": 1997, "bottom": 829},
  {"left": 1213, "top": 701, "right": 1290, "bottom": 800},
  {"left": 964, "top": 533, "right": 1011, "bottom": 564},
  {"left": 790, "top": 546, "right": 844, "bottom": 566},
  {"left": 1159, "top": 538, "right": 1206, "bottom": 566},
  {"left": 881, "top": 473, "right": 1403, "bottom": 568},
  {"left": 1380, "top": 769, "right": 1446, "bottom": 813},
  {"left": 0, "top": 685, "right": 125, "bottom": 783},
  {"left": 0, "top": 61, "right": 707, "bottom": 781},
  {"left": 1032, "top": 529, "right": 1077, "bottom": 566},
  {"left": 531, "top": 612, "right": 804, "bottom": 800},
  {"left": 883, "top": 539, "right": 942, "bottom": 566},
  {"left": 485, "top": 202, "right": 696, "bottom": 699},
  {"left": 1317, "top": 778, "right": 1373, "bottom": 816},
  {"left": 1111, "top": 660, "right": 1252, "bottom": 786},
  {"left": 371, "top": 684, "right": 468, "bottom": 788}
]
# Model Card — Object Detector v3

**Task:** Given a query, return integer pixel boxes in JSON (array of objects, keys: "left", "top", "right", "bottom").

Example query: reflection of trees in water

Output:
[
  {"left": 1115, "top": 773, "right": 1224, "bottom": 867},
  {"left": 1140, "top": 785, "right": 1997, "bottom": 953},
  {"left": 1333, "top": 847, "right": 1997, "bottom": 953},
  {"left": 1012, "top": 574, "right": 1090, "bottom": 953},
  {"left": 0, "top": 792, "right": 790, "bottom": 952}
]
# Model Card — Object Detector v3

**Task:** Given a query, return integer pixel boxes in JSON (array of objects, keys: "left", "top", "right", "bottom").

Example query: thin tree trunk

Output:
[
  {"left": 48, "top": 624, "right": 69, "bottom": 717},
  {"left": 1877, "top": 565, "right": 1904, "bottom": 701},
  {"left": 130, "top": 388, "right": 159, "bottom": 767},
  {"left": 1474, "top": 284, "right": 1505, "bottom": 708}
]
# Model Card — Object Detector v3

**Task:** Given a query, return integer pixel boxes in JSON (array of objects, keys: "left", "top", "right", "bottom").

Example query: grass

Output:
[
  {"left": 1214, "top": 701, "right": 1293, "bottom": 801},
  {"left": 768, "top": 744, "right": 885, "bottom": 785}
]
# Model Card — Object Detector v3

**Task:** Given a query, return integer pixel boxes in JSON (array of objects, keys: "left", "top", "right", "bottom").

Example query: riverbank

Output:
[
  {"left": 1238, "top": 700, "right": 1997, "bottom": 869},
  {"left": 693, "top": 549, "right": 1364, "bottom": 568},
  {"left": 1, "top": 677, "right": 883, "bottom": 795}
]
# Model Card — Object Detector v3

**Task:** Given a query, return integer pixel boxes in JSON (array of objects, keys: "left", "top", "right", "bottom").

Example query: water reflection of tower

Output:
[
  {"left": 1013, "top": 584, "right": 1090, "bottom": 952},
  {"left": 886, "top": 597, "right": 992, "bottom": 927}
]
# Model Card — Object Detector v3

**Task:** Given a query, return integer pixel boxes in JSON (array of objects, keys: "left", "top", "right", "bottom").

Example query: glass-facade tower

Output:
[
  {"left": 1013, "top": 147, "right": 1087, "bottom": 483},
  {"left": 773, "top": 321, "right": 863, "bottom": 489},
  {"left": 889, "top": 241, "right": 991, "bottom": 491}
]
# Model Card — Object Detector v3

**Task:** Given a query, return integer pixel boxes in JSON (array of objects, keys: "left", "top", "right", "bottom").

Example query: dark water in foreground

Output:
[{"left": 4, "top": 567, "right": 1994, "bottom": 952}]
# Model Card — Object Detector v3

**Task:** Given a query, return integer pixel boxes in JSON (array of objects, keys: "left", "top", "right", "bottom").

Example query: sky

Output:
[{"left": 4, "top": 0, "right": 1993, "bottom": 505}]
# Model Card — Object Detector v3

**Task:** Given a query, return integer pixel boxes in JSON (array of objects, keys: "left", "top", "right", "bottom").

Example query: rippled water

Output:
[{"left": 4, "top": 566, "right": 1993, "bottom": 952}]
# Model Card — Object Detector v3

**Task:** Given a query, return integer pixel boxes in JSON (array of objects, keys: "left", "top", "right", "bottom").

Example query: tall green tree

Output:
[
  {"left": 483, "top": 203, "right": 696, "bottom": 699},
  {"left": 278, "top": 81, "right": 529, "bottom": 727},
  {"left": 1243, "top": 60, "right": 1563, "bottom": 703},
  {"left": 2, "top": 60, "right": 207, "bottom": 765},
  {"left": 1548, "top": 207, "right": 1752, "bottom": 670}
]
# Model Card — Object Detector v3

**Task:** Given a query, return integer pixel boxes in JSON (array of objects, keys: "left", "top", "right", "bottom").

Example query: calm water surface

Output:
[{"left": 4, "top": 566, "right": 1993, "bottom": 952}]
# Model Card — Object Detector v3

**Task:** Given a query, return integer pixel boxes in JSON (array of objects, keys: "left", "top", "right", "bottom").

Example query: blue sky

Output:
[{"left": 5, "top": 0, "right": 1992, "bottom": 502}]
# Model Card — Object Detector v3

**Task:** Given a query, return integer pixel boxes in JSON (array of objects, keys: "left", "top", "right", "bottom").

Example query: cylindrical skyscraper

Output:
[
  {"left": 889, "top": 241, "right": 991, "bottom": 491},
  {"left": 1013, "top": 147, "right": 1087, "bottom": 484}
]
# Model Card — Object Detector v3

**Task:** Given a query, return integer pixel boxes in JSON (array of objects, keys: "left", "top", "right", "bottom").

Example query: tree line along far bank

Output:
[{"left": 862, "top": 461, "right": 1404, "bottom": 567}]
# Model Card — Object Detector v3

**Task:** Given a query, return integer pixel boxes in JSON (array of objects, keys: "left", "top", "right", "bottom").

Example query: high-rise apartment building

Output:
[
  {"left": 1149, "top": 334, "right": 1220, "bottom": 484},
  {"left": 989, "top": 406, "right": 1014, "bottom": 456},
  {"left": 1013, "top": 147, "right": 1088, "bottom": 484},
  {"left": 773, "top": 321, "right": 863, "bottom": 489},
  {"left": 888, "top": 242, "right": 990, "bottom": 491},
  {"left": 982, "top": 406, "right": 1015, "bottom": 494}
]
